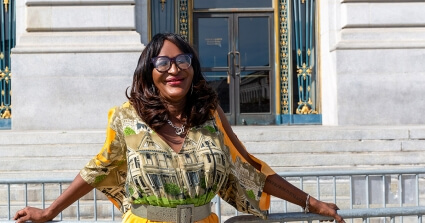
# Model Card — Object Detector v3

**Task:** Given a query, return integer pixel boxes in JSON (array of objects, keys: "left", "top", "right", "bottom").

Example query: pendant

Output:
[
  {"left": 175, "top": 126, "right": 184, "bottom": 136},
  {"left": 167, "top": 119, "right": 185, "bottom": 136}
]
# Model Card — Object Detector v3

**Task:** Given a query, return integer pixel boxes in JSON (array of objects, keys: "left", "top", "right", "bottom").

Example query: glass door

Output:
[{"left": 194, "top": 13, "right": 274, "bottom": 125}]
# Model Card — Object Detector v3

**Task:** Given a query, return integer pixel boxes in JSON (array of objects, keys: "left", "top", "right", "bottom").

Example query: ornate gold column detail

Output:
[
  {"left": 3, "top": 0, "right": 9, "bottom": 13},
  {"left": 279, "top": 0, "right": 290, "bottom": 115},
  {"left": 178, "top": 0, "right": 189, "bottom": 41},
  {"left": 0, "top": 67, "right": 11, "bottom": 119}
]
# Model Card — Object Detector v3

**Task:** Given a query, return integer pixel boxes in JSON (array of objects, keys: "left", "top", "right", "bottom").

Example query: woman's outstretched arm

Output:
[
  {"left": 14, "top": 173, "right": 93, "bottom": 223},
  {"left": 216, "top": 106, "right": 345, "bottom": 223},
  {"left": 264, "top": 174, "right": 344, "bottom": 222}
]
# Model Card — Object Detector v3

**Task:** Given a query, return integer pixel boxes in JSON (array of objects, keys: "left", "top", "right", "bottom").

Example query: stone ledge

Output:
[
  {"left": 13, "top": 31, "right": 144, "bottom": 53},
  {"left": 334, "top": 40, "right": 425, "bottom": 50},
  {"left": 26, "top": 5, "right": 135, "bottom": 32},
  {"left": 26, "top": 0, "right": 134, "bottom": 6}
]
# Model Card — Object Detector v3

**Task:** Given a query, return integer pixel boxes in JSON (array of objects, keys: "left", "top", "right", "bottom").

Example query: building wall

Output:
[
  {"left": 11, "top": 0, "right": 425, "bottom": 130},
  {"left": 326, "top": 0, "right": 425, "bottom": 125},
  {"left": 12, "top": 0, "right": 144, "bottom": 130}
]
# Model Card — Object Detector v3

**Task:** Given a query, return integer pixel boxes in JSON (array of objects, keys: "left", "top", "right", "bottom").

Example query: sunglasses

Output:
[{"left": 151, "top": 54, "right": 193, "bottom": 72}]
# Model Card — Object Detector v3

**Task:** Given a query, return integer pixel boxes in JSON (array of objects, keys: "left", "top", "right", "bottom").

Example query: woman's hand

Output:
[
  {"left": 14, "top": 206, "right": 54, "bottom": 223},
  {"left": 13, "top": 174, "right": 94, "bottom": 223},
  {"left": 309, "top": 197, "right": 345, "bottom": 223}
]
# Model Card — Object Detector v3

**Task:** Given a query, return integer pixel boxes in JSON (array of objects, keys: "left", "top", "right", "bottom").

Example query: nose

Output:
[{"left": 168, "top": 62, "right": 179, "bottom": 74}]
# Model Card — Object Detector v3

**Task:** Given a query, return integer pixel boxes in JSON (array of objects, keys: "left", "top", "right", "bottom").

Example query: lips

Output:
[{"left": 166, "top": 77, "right": 184, "bottom": 85}]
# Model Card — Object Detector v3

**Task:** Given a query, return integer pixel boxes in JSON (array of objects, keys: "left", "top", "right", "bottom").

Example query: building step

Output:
[{"left": 1, "top": 126, "right": 425, "bottom": 178}]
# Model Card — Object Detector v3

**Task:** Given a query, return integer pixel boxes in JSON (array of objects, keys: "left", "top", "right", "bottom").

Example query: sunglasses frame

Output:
[{"left": 151, "top": 54, "right": 193, "bottom": 72}]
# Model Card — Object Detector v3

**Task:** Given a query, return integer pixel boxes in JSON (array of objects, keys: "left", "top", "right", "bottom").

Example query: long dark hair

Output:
[{"left": 126, "top": 33, "right": 218, "bottom": 131}]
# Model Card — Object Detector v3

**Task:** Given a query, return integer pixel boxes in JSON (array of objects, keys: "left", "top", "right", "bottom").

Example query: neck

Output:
[{"left": 166, "top": 99, "right": 186, "bottom": 120}]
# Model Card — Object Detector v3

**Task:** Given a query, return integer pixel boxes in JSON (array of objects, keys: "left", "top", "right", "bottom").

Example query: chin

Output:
[{"left": 163, "top": 92, "right": 188, "bottom": 101}]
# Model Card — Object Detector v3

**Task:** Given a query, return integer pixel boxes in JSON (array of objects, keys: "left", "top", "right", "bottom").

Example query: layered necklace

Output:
[{"left": 167, "top": 119, "right": 185, "bottom": 136}]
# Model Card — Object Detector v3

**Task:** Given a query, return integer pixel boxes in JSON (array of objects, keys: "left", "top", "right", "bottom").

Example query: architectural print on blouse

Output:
[{"left": 80, "top": 102, "right": 269, "bottom": 219}]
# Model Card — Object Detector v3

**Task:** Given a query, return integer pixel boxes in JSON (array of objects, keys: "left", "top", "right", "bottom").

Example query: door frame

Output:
[{"left": 193, "top": 12, "right": 275, "bottom": 125}]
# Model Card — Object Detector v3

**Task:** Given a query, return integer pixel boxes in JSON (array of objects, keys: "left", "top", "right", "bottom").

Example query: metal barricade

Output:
[
  {"left": 227, "top": 168, "right": 425, "bottom": 223},
  {"left": 225, "top": 207, "right": 425, "bottom": 223},
  {"left": 0, "top": 179, "right": 120, "bottom": 222},
  {"left": 1, "top": 168, "right": 424, "bottom": 222},
  {"left": 0, "top": 178, "right": 221, "bottom": 222}
]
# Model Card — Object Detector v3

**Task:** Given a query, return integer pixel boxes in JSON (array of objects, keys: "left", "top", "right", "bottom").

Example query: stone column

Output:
[
  {"left": 325, "top": 0, "right": 425, "bottom": 125},
  {"left": 12, "top": 0, "right": 144, "bottom": 130}
]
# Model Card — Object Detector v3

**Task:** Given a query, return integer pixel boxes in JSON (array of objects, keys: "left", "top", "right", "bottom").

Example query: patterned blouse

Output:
[{"left": 80, "top": 102, "right": 275, "bottom": 220}]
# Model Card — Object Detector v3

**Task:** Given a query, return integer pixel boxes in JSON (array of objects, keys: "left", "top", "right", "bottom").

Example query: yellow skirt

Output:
[{"left": 122, "top": 209, "right": 219, "bottom": 223}]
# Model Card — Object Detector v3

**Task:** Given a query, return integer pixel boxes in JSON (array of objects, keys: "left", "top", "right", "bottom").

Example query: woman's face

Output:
[{"left": 152, "top": 40, "right": 194, "bottom": 103}]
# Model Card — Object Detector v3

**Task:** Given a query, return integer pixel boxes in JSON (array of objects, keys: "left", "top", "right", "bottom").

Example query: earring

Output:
[
  {"left": 151, "top": 84, "right": 156, "bottom": 94},
  {"left": 191, "top": 83, "right": 193, "bottom": 95}
]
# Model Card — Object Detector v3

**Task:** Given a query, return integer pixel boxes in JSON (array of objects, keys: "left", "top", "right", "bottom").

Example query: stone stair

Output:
[{"left": 1, "top": 125, "right": 425, "bottom": 221}]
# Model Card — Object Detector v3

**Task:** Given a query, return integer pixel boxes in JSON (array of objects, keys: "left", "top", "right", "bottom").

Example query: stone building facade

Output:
[{"left": 7, "top": 0, "right": 425, "bottom": 131}]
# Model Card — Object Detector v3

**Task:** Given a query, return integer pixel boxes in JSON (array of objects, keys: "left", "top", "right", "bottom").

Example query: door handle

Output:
[
  {"left": 234, "top": 51, "right": 240, "bottom": 77},
  {"left": 227, "top": 52, "right": 234, "bottom": 84}
]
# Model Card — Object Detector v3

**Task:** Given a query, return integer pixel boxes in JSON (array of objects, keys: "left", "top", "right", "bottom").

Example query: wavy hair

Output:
[{"left": 126, "top": 33, "right": 218, "bottom": 131}]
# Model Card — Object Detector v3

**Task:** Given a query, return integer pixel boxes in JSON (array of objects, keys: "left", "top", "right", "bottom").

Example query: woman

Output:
[{"left": 14, "top": 33, "right": 344, "bottom": 223}]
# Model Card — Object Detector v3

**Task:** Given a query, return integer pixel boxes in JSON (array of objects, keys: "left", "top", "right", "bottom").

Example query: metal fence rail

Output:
[
  {"left": 226, "top": 206, "right": 425, "bottom": 223},
  {"left": 276, "top": 168, "right": 424, "bottom": 210},
  {"left": 0, "top": 178, "right": 121, "bottom": 222},
  {"left": 0, "top": 178, "right": 221, "bottom": 222},
  {"left": 1, "top": 168, "right": 425, "bottom": 222}
]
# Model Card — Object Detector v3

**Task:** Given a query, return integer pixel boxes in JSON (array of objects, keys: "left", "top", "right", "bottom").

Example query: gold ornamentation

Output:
[
  {"left": 279, "top": 0, "right": 290, "bottom": 115},
  {"left": 160, "top": 0, "right": 166, "bottom": 11},
  {"left": 297, "top": 49, "right": 301, "bottom": 56},
  {"left": 298, "top": 104, "right": 310, "bottom": 114},
  {"left": 0, "top": 52, "right": 3, "bottom": 59},
  {"left": 4, "top": 0, "right": 9, "bottom": 13},
  {"left": 308, "top": 98, "right": 313, "bottom": 105},
  {"left": 296, "top": 103, "right": 318, "bottom": 115},
  {"left": 178, "top": 0, "right": 189, "bottom": 41},
  {"left": 307, "top": 48, "right": 311, "bottom": 56},
  {"left": 1, "top": 109, "right": 11, "bottom": 119}
]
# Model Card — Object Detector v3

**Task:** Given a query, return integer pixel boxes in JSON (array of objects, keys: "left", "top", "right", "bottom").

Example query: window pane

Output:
[
  {"left": 150, "top": 0, "right": 175, "bottom": 35},
  {"left": 240, "top": 71, "right": 270, "bottom": 113},
  {"left": 197, "top": 18, "right": 229, "bottom": 67},
  {"left": 238, "top": 17, "right": 269, "bottom": 67},
  {"left": 204, "top": 71, "right": 230, "bottom": 113}
]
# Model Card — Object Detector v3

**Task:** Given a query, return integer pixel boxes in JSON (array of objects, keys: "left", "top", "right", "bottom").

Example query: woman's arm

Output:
[
  {"left": 216, "top": 106, "right": 345, "bottom": 223},
  {"left": 264, "top": 174, "right": 344, "bottom": 222},
  {"left": 14, "top": 173, "right": 94, "bottom": 223}
]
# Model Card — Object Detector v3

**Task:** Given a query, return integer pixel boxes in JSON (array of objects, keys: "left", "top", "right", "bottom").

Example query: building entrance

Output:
[{"left": 193, "top": 13, "right": 275, "bottom": 125}]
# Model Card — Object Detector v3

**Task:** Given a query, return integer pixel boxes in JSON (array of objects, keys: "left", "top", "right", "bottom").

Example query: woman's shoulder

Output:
[
  {"left": 114, "top": 101, "right": 134, "bottom": 111},
  {"left": 109, "top": 101, "right": 139, "bottom": 120}
]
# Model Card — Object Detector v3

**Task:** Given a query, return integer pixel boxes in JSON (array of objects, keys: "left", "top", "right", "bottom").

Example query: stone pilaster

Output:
[
  {"left": 12, "top": 0, "right": 144, "bottom": 130},
  {"left": 323, "top": 0, "right": 425, "bottom": 125}
]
